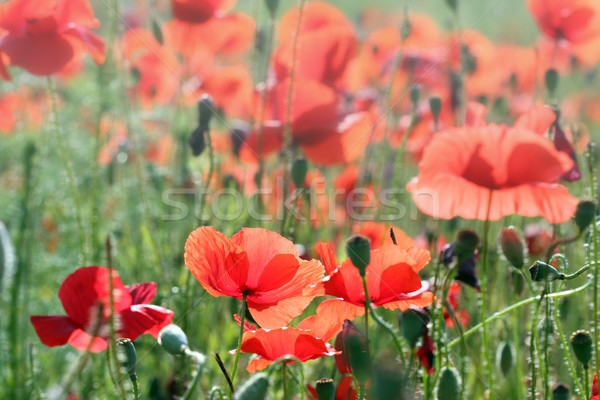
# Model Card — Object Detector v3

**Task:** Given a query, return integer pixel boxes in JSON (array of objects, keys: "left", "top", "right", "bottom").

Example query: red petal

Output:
[
  {"left": 68, "top": 328, "right": 108, "bottom": 352},
  {"left": 315, "top": 241, "right": 339, "bottom": 275},
  {"left": 58, "top": 266, "right": 132, "bottom": 327},
  {"left": 1, "top": 34, "right": 74, "bottom": 75},
  {"left": 126, "top": 282, "right": 157, "bottom": 305},
  {"left": 513, "top": 106, "right": 556, "bottom": 135},
  {"left": 30, "top": 315, "right": 78, "bottom": 347},
  {"left": 297, "top": 299, "right": 364, "bottom": 341},
  {"left": 118, "top": 304, "right": 174, "bottom": 339}
]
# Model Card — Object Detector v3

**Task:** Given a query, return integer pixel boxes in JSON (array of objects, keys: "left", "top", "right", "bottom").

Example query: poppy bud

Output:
[
  {"left": 315, "top": 378, "right": 335, "bottom": 400},
  {"left": 435, "top": 367, "right": 460, "bottom": 400},
  {"left": 529, "top": 261, "right": 562, "bottom": 282},
  {"left": 291, "top": 158, "right": 308, "bottom": 188},
  {"left": 348, "top": 332, "right": 371, "bottom": 386},
  {"left": 497, "top": 342, "right": 514, "bottom": 377},
  {"left": 454, "top": 229, "right": 479, "bottom": 263},
  {"left": 570, "top": 330, "right": 593, "bottom": 368},
  {"left": 335, "top": 320, "right": 365, "bottom": 374},
  {"left": 235, "top": 373, "right": 270, "bottom": 400},
  {"left": 499, "top": 227, "right": 524, "bottom": 269},
  {"left": 400, "top": 16, "right": 412, "bottom": 42},
  {"left": 197, "top": 94, "right": 215, "bottom": 129},
  {"left": 116, "top": 338, "right": 137, "bottom": 378},
  {"left": 574, "top": 199, "right": 596, "bottom": 232},
  {"left": 545, "top": 69, "right": 559, "bottom": 96},
  {"left": 445, "top": 0, "right": 457, "bottom": 12},
  {"left": 159, "top": 324, "right": 189, "bottom": 355},
  {"left": 151, "top": 19, "right": 163, "bottom": 45},
  {"left": 400, "top": 307, "right": 428, "bottom": 348},
  {"left": 551, "top": 383, "right": 570, "bottom": 400},
  {"left": 346, "top": 235, "right": 371, "bottom": 276},
  {"left": 231, "top": 121, "right": 250, "bottom": 157},
  {"left": 429, "top": 97, "right": 442, "bottom": 124},
  {"left": 410, "top": 86, "right": 420, "bottom": 109},
  {"left": 188, "top": 126, "right": 206, "bottom": 157},
  {"left": 264, "top": 0, "right": 279, "bottom": 16}
]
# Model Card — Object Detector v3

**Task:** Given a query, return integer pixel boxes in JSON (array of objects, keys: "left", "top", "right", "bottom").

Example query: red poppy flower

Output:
[
  {"left": 354, "top": 222, "right": 414, "bottom": 250},
  {"left": 30, "top": 266, "right": 174, "bottom": 352},
  {"left": 184, "top": 227, "right": 325, "bottom": 329},
  {"left": 528, "top": 0, "right": 600, "bottom": 65},
  {"left": 305, "top": 243, "right": 433, "bottom": 326},
  {"left": 407, "top": 103, "right": 578, "bottom": 223},
  {"left": 234, "top": 327, "right": 338, "bottom": 372},
  {"left": 0, "top": 0, "right": 105, "bottom": 78},
  {"left": 171, "top": 0, "right": 235, "bottom": 24}
]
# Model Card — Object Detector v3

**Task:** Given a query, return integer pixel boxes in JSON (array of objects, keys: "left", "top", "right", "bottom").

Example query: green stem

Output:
[
  {"left": 358, "top": 384, "right": 366, "bottom": 400},
  {"left": 131, "top": 375, "right": 140, "bottom": 400},
  {"left": 480, "top": 191, "right": 494, "bottom": 393},
  {"left": 361, "top": 275, "right": 370, "bottom": 357},
  {"left": 181, "top": 350, "right": 206, "bottom": 400},
  {"left": 448, "top": 279, "right": 591, "bottom": 348},
  {"left": 367, "top": 302, "right": 406, "bottom": 364},
  {"left": 282, "top": 362, "right": 288, "bottom": 400},
  {"left": 228, "top": 292, "right": 248, "bottom": 398},
  {"left": 46, "top": 77, "right": 87, "bottom": 264},
  {"left": 584, "top": 365, "right": 590, "bottom": 400},
  {"left": 588, "top": 145, "right": 600, "bottom": 390}
]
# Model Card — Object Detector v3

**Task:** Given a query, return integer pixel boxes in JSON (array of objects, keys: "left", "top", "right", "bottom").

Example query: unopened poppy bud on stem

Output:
[
  {"left": 315, "top": 378, "right": 335, "bottom": 400},
  {"left": 497, "top": 342, "right": 514, "bottom": 377},
  {"left": 346, "top": 235, "right": 371, "bottom": 276},
  {"left": 545, "top": 68, "right": 559, "bottom": 96},
  {"left": 410, "top": 86, "right": 420, "bottom": 109},
  {"left": 158, "top": 324, "right": 189, "bottom": 355},
  {"left": 235, "top": 373, "right": 270, "bottom": 400},
  {"left": 400, "top": 307, "right": 428, "bottom": 348},
  {"left": 429, "top": 97, "right": 442, "bottom": 126},
  {"left": 499, "top": 227, "right": 524, "bottom": 269},
  {"left": 529, "top": 261, "right": 562, "bottom": 282},
  {"left": 574, "top": 199, "right": 596, "bottom": 231},
  {"left": 291, "top": 158, "right": 308, "bottom": 188},
  {"left": 264, "top": 0, "right": 279, "bottom": 16},
  {"left": 436, "top": 366, "right": 460, "bottom": 400},
  {"left": 116, "top": 338, "right": 137, "bottom": 378},
  {"left": 551, "top": 383, "right": 570, "bottom": 400},
  {"left": 197, "top": 94, "right": 215, "bottom": 129},
  {"left": 570, "top": 330, "right": 593, "bottom": 368},
  {"left": 454, "top": 229, "right": 479, "bottom": 263}
]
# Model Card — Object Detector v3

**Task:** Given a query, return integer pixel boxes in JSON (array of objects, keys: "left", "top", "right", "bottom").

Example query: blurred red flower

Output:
[
  {"left": 30, "top": 266, "right": 174, "bottom": 352},
  {"left": 407, "top": 103, "right": 578, "bottom": 223},
  {"left": 171, "top": 0, "right": 235, "bottom": 24},
  {"left": 234, "top": 326, "right": 338, "bottom": 372},
  {"left": 0, "top": 0, "right": 105, "bottom": 78},
  {"left": 184, "top": 227, "right": 324, "bottom": 329}
]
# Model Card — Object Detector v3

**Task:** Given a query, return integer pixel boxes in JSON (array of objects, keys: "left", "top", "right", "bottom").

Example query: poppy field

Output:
[{"left": 2, "top": 0, "right": 600, "bottom": 399}]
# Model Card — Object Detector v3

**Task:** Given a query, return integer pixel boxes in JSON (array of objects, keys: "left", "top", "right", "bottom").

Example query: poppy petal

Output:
[
  {"left": 513, "top": 105, "right": 556, "bottom": 135},
  {"left": 126, "top": 282, "right": 157, "bottom": 305},
  {"left": 118, "top": 304, "right": 174, "bottom": 339},
  {"left": 297, "top": 298, "right": 364, "bottom": 341},
  {"left": 30, "top": 315, "right": 78, "bottom": 347},
  {"left": 68, "top": 328, "right": 108, "bottom": 352},
  {"left": 1, "top": 34, "right": 74, "bottom": 75}
]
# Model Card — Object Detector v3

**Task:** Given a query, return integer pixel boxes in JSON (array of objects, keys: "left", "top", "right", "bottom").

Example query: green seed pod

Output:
[
  {"left": 497, "top": 342, "right": 514, "bottom": 377},
  {"left": 429, "top": 97, "right": 442, "bottom": 124},
  {"left": 454, "top": 229, "right": 479, "bottom": 263},
  {"left": 574, "top": 199, "right": 596, "bottom": 232},
  {"left": 545, "top": 68, "right": 559, "bottom": 96},
  {"left": 435, "top": 367, "right": 460, "bottom": 400},
  {"left": 346, "top": 235, "right": 371, "bottom": 276},
  {"left": 235, "top": 373, "right": 270, "bottom": 400},
  {"left": 315, "top": 378, "right": 335, "bottom": 400},
  {"left": 264, "top": 0, "right": 279, "bottom": 16},
  {"left": 529, "top": 261, "right": 562, "bottom": 282},
  {"left": 158, "top": 324, "right": 189, "bottom": 355},
  {"left": 400, "top": 307, "right": 428, "bottom": 348},
  {"left": 116, "top": 338, "right": 137, "bottom": 377},
  {"left": 570, "top": 330, "right": 593, "bottom": 368},
  {"left": 551, "top": 383, "right": 570, "bottom": 400},
  {"left": 291, "top": 158, "right": 308, "bottom": 188},
  {"left": 499, "top": 227, "right": 524, "bottom": 269}
]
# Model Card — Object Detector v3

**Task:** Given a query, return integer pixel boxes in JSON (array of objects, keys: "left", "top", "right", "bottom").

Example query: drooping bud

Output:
[
  {"left": 551, "top": 383, "right": 570, "bottom": 400},
  {"left": 197, "top": 94, "right": 216, "bottom": 130},
  {"left": 570, "top": 330, "right": 593, "bottom": 368},
  {"left": 235, "top": 373, "right": 270, "bottom": 400},
  {"left": 435, "top": 367, "right": 460, "bottom": 400},
  {"left": 188, "top": 126, "right": 206, "bottom": 157},
  {"left": 497, "top": 342, "right": 514, "bottom": 377},
  {"left": 315, "top": 378, "right": 335, "bottom": 400},
  {"left": 529, "top": 261, "right": 562, "bottom": 282},
  {"left": 116, "top": 338, "right": 137, "bottom": 378},
  {"left": 574, "top": 199, "right": 596, "bottom": 232},
  {"left": 291, "top": 158, "right": 308, "bottom": 188},
  {"left": 454, "top": 229, "right": 479, "bottom": 263},
  {"left": 346, "top": 235, "right": 371, "bottom": 276},
  {"left": 334, "top": 320, "right": 366, "bottom": 375},
  {"left": 400, "top": 307, "right": 429, "bottom": 348},
  {"left": 429, "top": 97, "right": 442, "bottom": 125},
  {"left": 264, "top": 0, "right": 279, "bottom": 17},
  {"left": 545, "top": 69, "right": 559, "bottom": 96},
  {"left": 499, "top": 227, "right": 524, "bottom": 269},
  {"left": 159, "top": 324, "right": 189, "bottom": 355}
]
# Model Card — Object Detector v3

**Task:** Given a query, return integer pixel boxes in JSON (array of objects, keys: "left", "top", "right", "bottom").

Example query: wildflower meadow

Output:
[{"left": 1, "top": 0, "right": 600, "bottom": 399}]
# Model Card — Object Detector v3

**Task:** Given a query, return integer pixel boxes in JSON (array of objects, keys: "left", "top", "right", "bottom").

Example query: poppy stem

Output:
[
  {"left": 282, "top": 362, "right": 288, "bottom": 400},
  {"left": 46, "top": 77, "right": 87, "bottom": 265},
  {"left": 228, "top": 292, "right": 248, "bottom": 397},
  {"left": 479, "top": 191, "right": 494, "bottom": 394},
  {"left": 360, "top": 275, "right": 371, "bottom": 357},
  {"left": 366, "top": 297, "right": 407, "bottom": 365},
  {"left": 587, "top": 144, "right": 600, "bottom": 390},
  {"left": 181, "top": 350, "right": 207, "bottom": 400}
]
